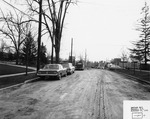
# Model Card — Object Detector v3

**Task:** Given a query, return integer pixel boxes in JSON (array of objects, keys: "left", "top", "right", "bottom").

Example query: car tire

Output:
[
  {"left": 64, "top": 72, "right": 67, "bottom": 77},
  {"left": 69, "top": 72, "right": 71, "bottom": 75},
  {"left": 40, "top": 76, "right": 45, "bottom": 80},
  {"left": 57, "top": 74, "right": 61, "bottom": 80},
  {"left": 70, "top": 71, "right": 73, "bottom": 75}
]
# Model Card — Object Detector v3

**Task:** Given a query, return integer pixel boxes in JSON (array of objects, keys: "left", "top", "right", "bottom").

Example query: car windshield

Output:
[
  {"left": 76, "top": 63, "right": 83, "bottom": 66},
  {"left": 44, "top": 64, "right": 59, "bottom": 69},
  {"left": 62, "top": 64, "right": 69, "bottom": 68}
]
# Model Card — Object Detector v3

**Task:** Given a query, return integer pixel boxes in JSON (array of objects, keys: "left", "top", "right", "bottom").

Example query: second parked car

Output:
[{"left": 62, "top": 63, "right": 75, "bottom": 75}]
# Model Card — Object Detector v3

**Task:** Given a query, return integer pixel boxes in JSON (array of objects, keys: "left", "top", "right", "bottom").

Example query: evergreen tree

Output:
[
  {"left": 40, "top": 42, "right": 48, "bottom": 66},
  {"left": 130, "top": 2, "right": 150, "bottom": 65},
  {"left": 21, "top": 31, "right": 37, "bottom": 65}
]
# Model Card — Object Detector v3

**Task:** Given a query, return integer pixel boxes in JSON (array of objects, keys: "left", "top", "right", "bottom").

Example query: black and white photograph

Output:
[{"left": 0, "top": 0, "right": 150, "bottom": 119}]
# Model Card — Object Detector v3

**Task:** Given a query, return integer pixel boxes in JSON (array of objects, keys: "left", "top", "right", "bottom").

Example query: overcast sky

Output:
[
  {"left": 60, "top": 0, "right": 150, "bottom": 61},
  {"left": 1, "top": 0, "right": 150, "bottom": 61}
]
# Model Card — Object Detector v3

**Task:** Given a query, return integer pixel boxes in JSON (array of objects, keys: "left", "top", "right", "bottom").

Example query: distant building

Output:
[
  {"left": 112, "top": 58, "right": 121, "bottom": 65},
  {"left": 98, "top": 61, "right": 105, "bottom": 69},
  {"left": 75, "top": 61, "right": 84, "bottom": 70}
]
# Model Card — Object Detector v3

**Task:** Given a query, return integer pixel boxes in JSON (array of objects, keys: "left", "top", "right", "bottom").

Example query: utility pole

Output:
[
  {"left": 26, "top": 40, "right": 29, "bottom": 75},
  {"left": 85, "top": 49, "right": 87, "bottom": 67},
  {"left": 70, "top": 38, "right": 73, "bottom": 63},
  {"left": 37, "top": 0, "right": 42, "bottom": 72}
]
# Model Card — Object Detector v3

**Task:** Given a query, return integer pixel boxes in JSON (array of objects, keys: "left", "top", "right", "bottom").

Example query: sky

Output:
[
  {"left": 1, "top": 0, "right": 150, "bottom": 62},
  {"left": 60, "top": 0, "right": 149, "bottom": 61}
]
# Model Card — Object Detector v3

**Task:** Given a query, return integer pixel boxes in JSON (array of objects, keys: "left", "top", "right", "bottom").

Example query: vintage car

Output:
[
  {"left": 37, "top": 64, "right": 67, "bottom": 80},
  {"left": 62, "top": 63, "right": 75, "bottom": 75},
  {"left": 75, "top": 61, "right": 84, "bottom": 70}
]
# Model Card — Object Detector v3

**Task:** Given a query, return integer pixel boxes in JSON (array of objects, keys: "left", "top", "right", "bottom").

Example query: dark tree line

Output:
[
  {"left": 0, "top": 30, "right": 48, "bottom": 66},
  {"left": 0, "top": 7, "right": 48, "bottom": 65},
  {"left": 0, "top": 39, "right": 15, "bottom": 61}
]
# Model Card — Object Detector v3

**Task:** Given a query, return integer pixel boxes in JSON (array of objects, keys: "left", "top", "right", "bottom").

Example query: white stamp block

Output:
[{"left": 123, "top": 100, "right": 150, "bottom": 119}]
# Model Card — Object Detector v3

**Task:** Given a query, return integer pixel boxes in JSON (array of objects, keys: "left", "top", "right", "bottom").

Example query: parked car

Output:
[
  {"left": 75, "top": 62, "right": 84, "bottom": 70},
  {"left": 37, "top": 64, "right": 67, "bottom": 80},
  {"left": 62, "top": 63, "right": 75, "bottom": 75}
]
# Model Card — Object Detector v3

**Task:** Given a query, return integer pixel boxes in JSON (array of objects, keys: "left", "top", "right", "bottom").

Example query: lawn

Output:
[
  {"left": 112, "top": 68, "right": 150, "bottom": 82},
  {"left": 0, "top": 63, "right": 34, "bottom": 75},
  {"left": 0, "top": 73, "right": 37, "bottom": 88},
  {"left": 0, "top": 63, "right": 37, "bottom": 88}
]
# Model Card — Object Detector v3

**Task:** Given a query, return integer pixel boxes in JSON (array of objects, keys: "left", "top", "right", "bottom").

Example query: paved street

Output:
[{"left": 0, "top": 69, "right": 150, "bottom": 119}]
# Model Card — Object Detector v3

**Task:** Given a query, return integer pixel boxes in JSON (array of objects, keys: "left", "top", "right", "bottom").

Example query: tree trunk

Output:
[
  {"left": 55, "top": 51, "right": 59, "bottom": 63},
  {"left": 55, "top": 31, "right": 61, "bottom": 64},
  {"left": 51, "top": 42, "right": 54, "bottom": 64},
  {"left": 26, "top": 47, "right": 28, "bottom": 75},
  {"left": 144, "top": 50, "right": 147, "bottom": 65},
  {"left": 144, "top": 36, "right": 147, "bottom": 65},
  {"left": 16, "top": 50, "right": 19, "bottom": 65},
  {"left": 55, "top": 41, "right": 60, "bottom": 63}
]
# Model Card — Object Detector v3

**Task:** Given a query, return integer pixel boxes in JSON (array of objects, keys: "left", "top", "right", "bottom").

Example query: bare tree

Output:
[
  {"left": 26, "top": 0, "right": 77, "bottom": 63},
  {"left": 0, "top": 10, "right": 31, "bottom": 64},
  {"left": 121, "top": 50, "right": 128, "bottom": 69}
]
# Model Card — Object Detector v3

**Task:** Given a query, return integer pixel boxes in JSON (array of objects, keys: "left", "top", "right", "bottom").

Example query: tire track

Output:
[{"left": 99, "top": 73, "right": 106, "bottom": 119}]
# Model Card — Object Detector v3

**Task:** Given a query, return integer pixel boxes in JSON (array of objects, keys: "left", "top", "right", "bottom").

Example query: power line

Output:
[{"left": 77, "top": 1, "right": 103, "bottom": 6}]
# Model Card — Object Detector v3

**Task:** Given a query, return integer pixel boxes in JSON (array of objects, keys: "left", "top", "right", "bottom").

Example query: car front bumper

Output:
[{"left": 37, "top": 73, "right": 59, "bottom": 77}]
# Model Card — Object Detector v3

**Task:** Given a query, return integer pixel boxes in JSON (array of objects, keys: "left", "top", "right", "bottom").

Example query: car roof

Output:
[
  {"left": 47, "top": 63, "right": 60, "bottom": 65},
  {"left": 62, "top": 63, "right": 72, "bottom": 64},
  {"left": 46, "top": 64, "right": 62, "bottom": 66}
]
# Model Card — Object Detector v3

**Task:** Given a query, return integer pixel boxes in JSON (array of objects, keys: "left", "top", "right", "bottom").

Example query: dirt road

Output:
[{"left": 0, "top": 69, "right": 150, "bottom": 119}]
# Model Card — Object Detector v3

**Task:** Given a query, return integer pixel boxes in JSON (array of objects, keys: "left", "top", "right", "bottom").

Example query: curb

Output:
[
  {"left": 24, "top": 77, "right": 40, "bottom": 83},
  {"left": 0, "top": 77, "right": 40, "bottom": 91}
]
